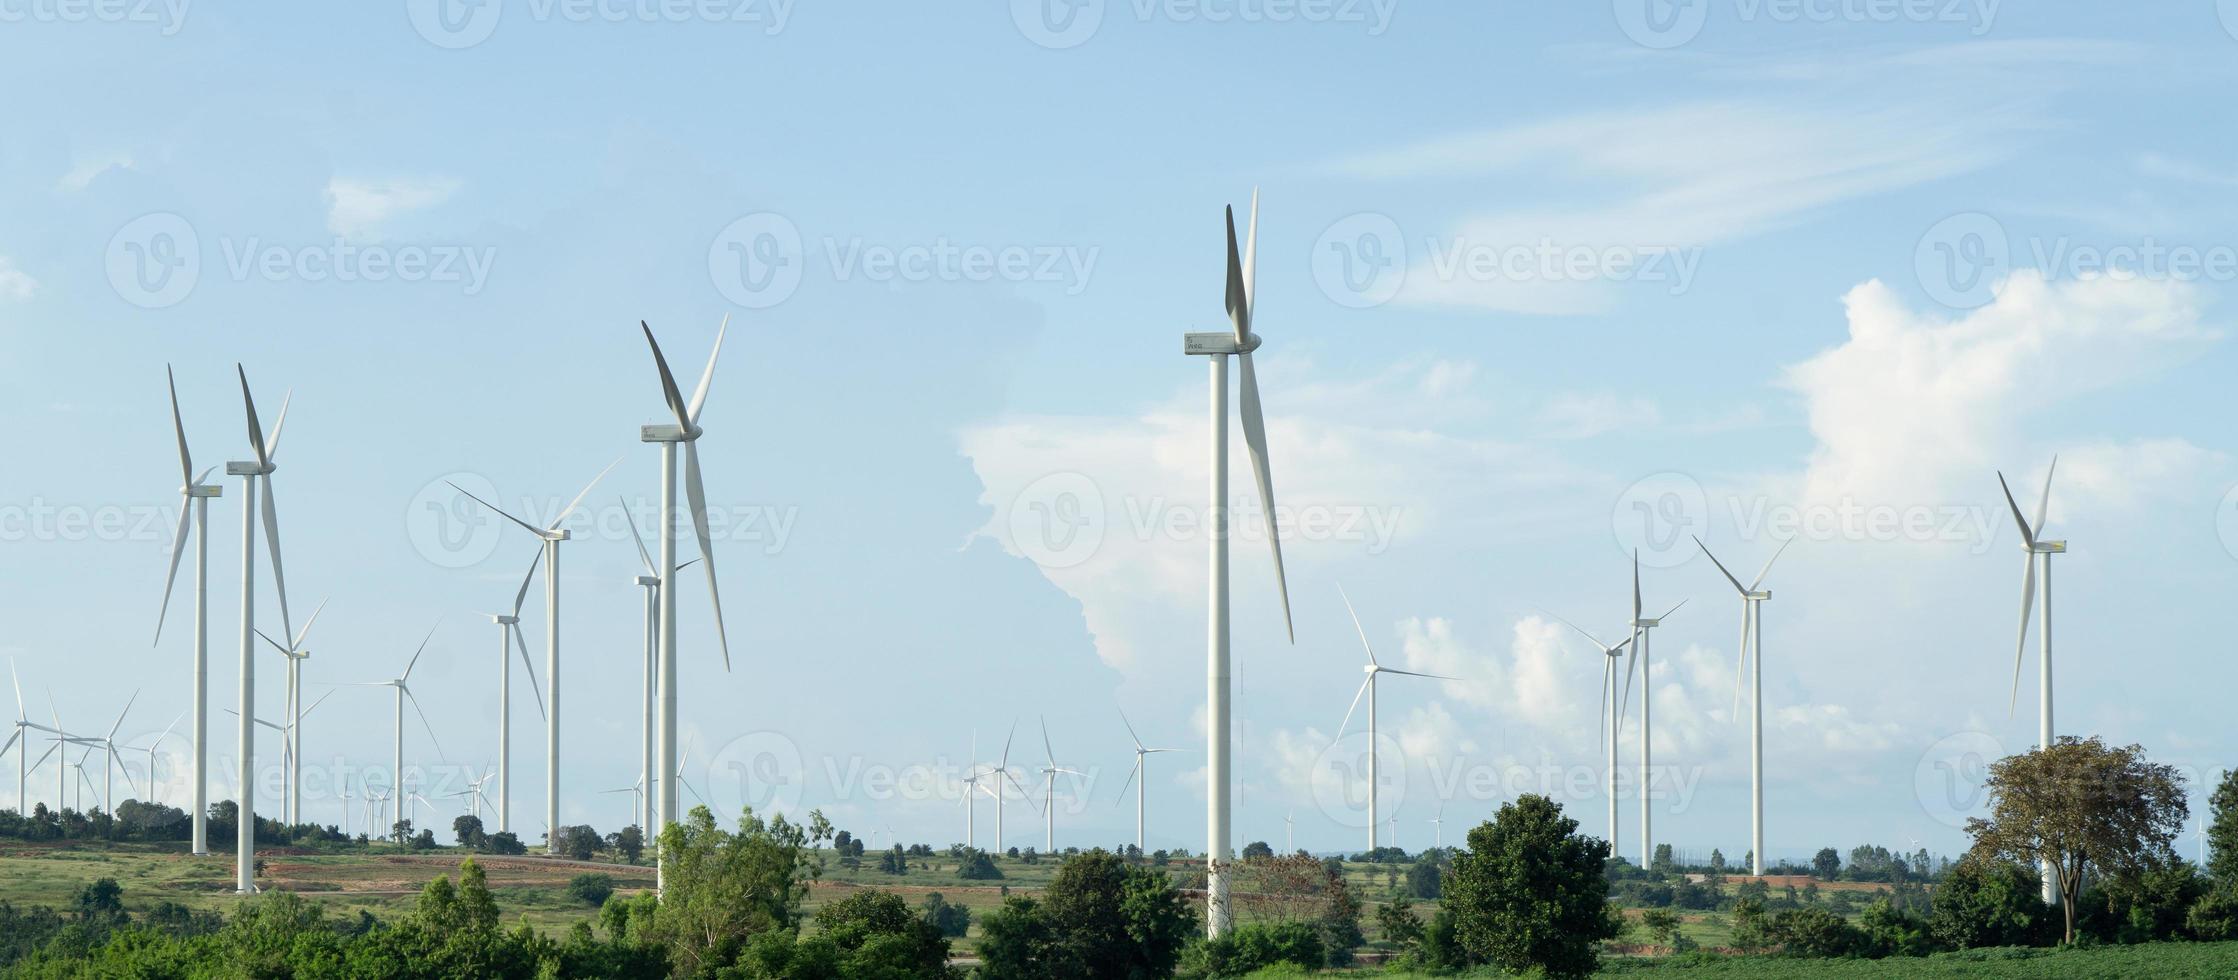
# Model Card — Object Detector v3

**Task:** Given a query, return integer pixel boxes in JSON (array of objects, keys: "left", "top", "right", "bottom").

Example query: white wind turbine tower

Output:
[
  {"left": 154, "top": 366, "right": 223, "bottom": 855},
  {"left": 637, "top": 319, "right": 734, "bottom": 891},
  {"left": 1997, "top": 457, "right": 2065, "bottom": 904},
  {"left": 479, "top": 548, "right": 545, "bottom": 835},
  {"left": 254, "top": 597, "right": 326, "bottom": 824},
  {"left": 1693, "top": 534, "right": 1791, "bottom": 878},
  {"left": 1038, "top": 718, "right": 1085, "bottom": 852},
  {"left": 1546, "top": 610, "right": 1634, "bottom": 850},
  {"left": 1284, "top": 811, "right": 1294, "bottom": 854},
  {"left": 358, "top": 624, "right": 445, "bottom": 817},
  {"left": 6, "top": 661, "right": 61, "bottom": 811},
  {"left": 450, "top": 460, "right": 616, "bottom": 850},
  {"left": 338, "top": 780, "right": 355, "bottom": 837},
  {"left": 1181, "top": 191, "right": 1296, "bottom": 936},
  {"left": 1114, "top": 708, "right": 1177, "bottom": 856},
  {"left": 1335, "top": 584, "right": 1460, "bottom": 853},
  {"left": 228, "top": 365, "right": 294, "bottom": 894},
  {"left": 623, "top": 504, "right": 699, "bottom": 835},
  {"left": 1622, "top": 555, "right": 1686, "bottom": 867},
  {"left": 983, "top": 721, "right": 1033, "bottom": 852}
]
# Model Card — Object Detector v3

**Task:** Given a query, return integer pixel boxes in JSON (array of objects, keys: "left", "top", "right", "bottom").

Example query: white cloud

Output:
[
  {"left": 1782, "top": 271, "right": 2218, "bottom": 512},
  {"left": 1535, "top": 392, "right": 1660, "bottom": 440},
  {"left": 0, "top": 257, "right": 37, "bottom": 301},
  {"left": 325, "top": 176, "right": 463, "bottom": 240},
  {"left": 57, "top": 153, "right": 133, "bottom": 192}
]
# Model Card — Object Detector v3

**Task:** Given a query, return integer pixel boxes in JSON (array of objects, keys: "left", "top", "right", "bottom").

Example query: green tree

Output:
[
  {"left": 1638, "top": 907, "right": 1682, "bottom": 948},
  {"left": 646, "top": 805, "right": 823, "bottom": 976},
  {"left": 567, "top": 872, "right": 617, "bottom": 908},
  {"left": 1241, "top": 840, "right": 1274, "bottom": 860},
  {"left": 1927, "top": 853, "right": 2051, "bottom": 949},
  {"left": 1965, "top": 736, "right": 2187, "bottom": 943},
  {"left": 920, "top": 891, "right": 972, "bottom": 938},
  {"left": 2208, "top": 767, "right": 2238, "bottom": 887},
  {"left": 1812, "top": 847, "right": 1841, "bottom": 880},
  {"left": 974, "top": 849, "right": 1195, "bottom": 980},
  {"left": 453, "top": 814, "right": 487, "bottom": 848},
  {"left": 1442, "top": 794, "right": 1621, "bottom": 980}
]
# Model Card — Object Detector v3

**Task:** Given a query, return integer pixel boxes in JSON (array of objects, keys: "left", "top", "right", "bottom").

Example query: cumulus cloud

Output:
[
  {"left": 326, "top": 176, "right": 463, "bottom": 240},
  {"left": 0, "top": 257, "right": 37, "bottom": 301}
]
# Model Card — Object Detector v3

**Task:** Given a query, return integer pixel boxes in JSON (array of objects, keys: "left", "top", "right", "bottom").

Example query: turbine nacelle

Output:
[
  {"left": 490, "top": 614, "right": 519, "bottom": 626},
  {"left": 634, "top": 575, "right": 660, "bottom": 588},
  {"left": 2029, "top": 540, "right": 2067, "bottom": 555},
  {"left": 224, "top": 461, "right": 273, "bottom": 477}
]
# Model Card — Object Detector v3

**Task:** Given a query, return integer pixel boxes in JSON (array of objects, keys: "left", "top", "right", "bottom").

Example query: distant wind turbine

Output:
[
  {"left": 1336, "top": 584, "right": 1460, "bottom": 852},
  {"left": 1038, "top": 718, "right": 1085, "bottom": 852},
  {"left": 1545, "top": 609, "right": 1634, "bottom": 849},
  {"left": 479, "top": 547, "right": 545, "bottom": 835},
  {"left": 1114, "top": 708, "right": 1177, "bottom": 855},
  {"left": 1622, "top": 554, "right": 1686, "bottom": 866},
  {"left": 358, "top": 624, "right": 445, "bottom": 814},
  {"left": 153, "top": 365, "right": 223, "bottom": 855},
  {"left": 1995, "top": 458, "right": 2065, "bottom": 903},
  {"left": 227, "top": 365, "right": 295, "bottom": 893},
  {"left": 1693, "top": 534, "right": 1791, "bottom": 878},
  {"left": 254, "top": 597, "right": 327, "bottom": 825}
]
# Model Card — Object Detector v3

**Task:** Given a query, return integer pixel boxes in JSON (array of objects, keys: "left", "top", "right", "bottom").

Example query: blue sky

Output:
[{"left": 3, "top": 3, "right": 2238, "bottom": 863}]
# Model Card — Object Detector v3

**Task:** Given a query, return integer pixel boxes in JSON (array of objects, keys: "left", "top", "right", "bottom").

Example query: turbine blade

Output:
[
  {"left": 2010, "top": 551, "right": 2036, "bottom": 718},
  {"left": 1337, "top": 582, "right": 1377, "bottom": 666},
  {"left": 154, "top": 502, "right": 191, "bottom": 646},
  {"left": 1242, "top": 189, "right": 1258, "bottom": 325},
  {"left": 405, "top": 689, "right": 444, "bottom": 760},
  {"left": 264, "top": 390, "right": 291, "bottom": 460},
  {"left": 301, "top": 689, "right": 336, "bottom": 718},
  {"left": 107, "top": 690, "right": 139, "bottom": 740},
  {"left": 687, "top": 314, "right": 727, "bottom": 426},
  {"left": 1618, "top": 642, "right": 1639, "bottom": 731},
  {"left": 682, "top": 441, "right": 731, "bottom": 670},
  {"left": 293, "top": 597, "right": 329, "bottom": 649},
  {"left": 1730, "top": 603, "right": 1752, "bottom": 718},
  {"left": 1996, "top": 472, "right": 2036, "bottom": 549},
  {"left": 641, "top": 321, "right": 694, "bottom": 433},
  {"left": 447, "top": 482, "right": 544, "bottom": 538},
  {"left": 620, "top": 497, "right": 656, "bottom": 576},
  {"left": 403, "top": 622, "right": 439, "bottom": 682},
  {"left": 1040, "top": 716, "right": 1055, "bottom": 769},
  {"left": 0, "top": 730, "right": 17, "bottom": 757},
  {"left": 1118, "top": 707, "right": 1144, "bottom": 751},
  {"left": 1693, "top": 536, "right": 1748, "bottom": 596},
  {"left": 260, "top": 472, "right": 291, "bottom": 643},
  {"left": 1632, "top": 551, "right": 1642, "bottom": 623},
  {"left": 1380, "top": 668, "right": 1461, "bottom": 681},
  {"left": 548, "top": 456, "right": 621, "bottom": 532},
  {"left": 1598, "top": 659, "right": 1609, "bottom": 753},
  {"left": 511, "top": 625, "right": 545, "bottom": 720},
  {"left": 1748, "top": 538, "right": 1793, "bottom": 592},
  {"left": 166, "top": 365, "right": 194, "bottom": 484},
  {"left": 1236, "top": 352, "right": 1293, "bottom": 643},
  {"left": 1335, "top": 674, "right": 1373, "bottom": 741},
  {"left": 1658, "top": 598, "right": 1688, "bottom": 621},
  {"left": 1540, "top": 608, "right": 1606, "bottom": 650},
  {"left": 236, "top": 365, "right": 268, "bottom": 467},
  {"left": 1000, "top": 719, "right": 1016, "bottom": 768},
  {"left": 511, "top": 546, "right": 543, "bottom": 617},
  {"left": 2033, "top": 455, "right": 2057, "bottom": 534},
  {"left": 1224, "top": 205, "right": 1249, "bottom": 341},
  {"left": 1114, "top": 757, "right": 1140, "bottom": 807}
]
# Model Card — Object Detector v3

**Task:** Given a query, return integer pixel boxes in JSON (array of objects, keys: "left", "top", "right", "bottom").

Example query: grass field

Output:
[{"left": 10, "top": 842, "right": 2238, "bottom": 975}]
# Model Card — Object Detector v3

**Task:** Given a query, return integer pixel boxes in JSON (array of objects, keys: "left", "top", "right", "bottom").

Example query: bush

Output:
[
  {"left": 919, "top": 892, "right": 971, "bottom": 938},
  {"left": 1766, "top": 905, "right": 1868, "bottom": 957},
  {"left": 1178, "top": 921, "right": 1322, "bottom": 977},
  {"left": 955, "top": 848, "right": 1003, "bottom": 880},
  {"left": 975, "top": 850, "right": 1195, "bottom": 979},
  {"left": 1928, "top": 855, "right": 2053, "bottom": 950},
  {"left": 1859, "top": 898, "right": 1934, "bottom": 956},
  {"left": 567, "top": 872, "right": 616, "bottom": 908}
]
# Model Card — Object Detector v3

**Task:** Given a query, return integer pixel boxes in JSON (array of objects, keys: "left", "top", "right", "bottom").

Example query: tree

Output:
[
  {"left": 1227, "top": 852, "right": 1365, "bottom": 963},
  {"left": 1928, "top": 853, "right": 2051, "bottom": 949},
  {"left": 1813, "top": 847, "right": 1841, "bottom": 880},
  {"left": 1651, "top": 843, "right": 1674, "bottom": 873},
  {"left": 880, "top": 844, "right": 910, "bottom": 875},
  {"left": 955, "top": 848, "right": 1003, "bottom": 880},
  {"left": 391, "top": 818, "right": 413, "bottom": 844},
  {"left": 1709, "top": 848, "right": 1726, "bottom": 873},
  {"left": 609, "top": 825, "right": 645, "bottom": 865},
  {"left": 1638, "top": 908, "right": 1683, "bottom": 949},
  {"left": 920, "top": 891, "right": 972, "bottom": 938},
  {"left": 1241, "top": 840, "right": 1274, "bottom": 860},
  {"left": 568, "top": 872, "right": 616, "bottom": 907},
  {"left": 553, "top": 824, "right": 602, "bottom": 861},
  {"left": 452, "top": 814, "right": 486, "bottom": 848},
  {"left": 1442, "top": 794, "right": 1621, "bottom": 980},
  {"left": 481, "top": 831, "right": 526, "bottom": 856},
  {"left": 975, "top": 849, "right": 1195, "bottom": 980},
  {"left": 1965, "top": 736, "right": 2186, "bottom": 943},
  {"left": 2208, "top": 767, "right": 2238, "bottom": 887},
  {"left": 645, "top": 806, "right": 823, "bottom": 976}
]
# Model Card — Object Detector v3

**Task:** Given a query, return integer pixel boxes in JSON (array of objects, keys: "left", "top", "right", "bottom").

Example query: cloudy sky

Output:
[{"left": 2, "top": 4, "right": 2236, "bottom": 863}]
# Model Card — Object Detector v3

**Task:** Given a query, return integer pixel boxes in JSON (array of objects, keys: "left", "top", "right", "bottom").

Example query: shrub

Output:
[
  {"left": 567, "top": 872, "right": 616, "bottom": 908},
  {"left": 1928, "top": 855, "right": 2053, "bottom": 950},
  {"left": 919, "top": 891, "right": 971, "bottom": 938},
  {"left": 1178, "top": 921, "right": 1322, "bottom": 978}
]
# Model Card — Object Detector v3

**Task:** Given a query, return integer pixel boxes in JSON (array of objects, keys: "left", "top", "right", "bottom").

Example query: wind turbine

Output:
[
  {"left": 1284, "top": 811, "right": 1294, "bottom": 854},
  {"left": 135, "top": 709, "right": 187, "bottom": 807},
  {"left": 227, "top": 364, "right": 294, "bottom": 893},
  {"left": 1180, "top": 191, "right": 1296, "bottom": 935},
  {"left": 602, "top": 777, "right": 644, "bottom": 830},
  {"left": 480, "top": 547, "right": 545, "bottom": 835},
  {"left": 1996, "top": 457, "right": 2065, "bottom": 904},
  {"left": 638, "top": 319, "right": 734, "bottom": 891},
  {"left": 1623, "top": 555, "right": 1686, "bottom": 867},
  {"left": 359, "top": 624, "right": 445, "bottom": 816},
  {"left": 1428, "top": 802, "right": 1444, "bottom": 849},
  {"left": 1545, "top": 610, "right": 1634, "bottom": 850},
  {"left": 1693, "top": 534, "right": 1791, "bottom": 878},
  {"left": 338, "top": 780, "right": 355, "bottom": 837},
  {"left": 983, "top": 721, "right": 1032, "bottom": 851},
  {"left": 622, "top": 503, "right": 699, "bottom": 837},
  {"left": 448, "top": 766, "right": 497, "bottom": 822},
  {"left": 1038, "top": 718, "right": 1085, "bottom": 852},
  {"left": 254, "top": 597, "right": 326, "bottom": 825},
  {"left": 1335, "top": 584, "right": 1459, "bottom": 853},
  {"left": 68, "top": 692, "right": 142, "bottom": 814},
  {"left": 154, "top": 365, "right": 223, "bottom": 855},
  {"left": 1114, "top": 708, "right": 1177, "bottom": 855},
  {"left": 450, "top": 459, "right": 615, "bottom": 853},
  {"left": 6, "top": 660, "right": 61, "bottom": 811}
]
